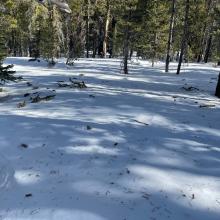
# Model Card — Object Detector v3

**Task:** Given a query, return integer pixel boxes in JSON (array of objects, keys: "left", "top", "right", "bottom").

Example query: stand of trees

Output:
[
  {"left": 0, "top": 0, "right": 220, "bottom": 92},
  {"left": 0, "top": 1, "right": 16, "bottom": 83}
]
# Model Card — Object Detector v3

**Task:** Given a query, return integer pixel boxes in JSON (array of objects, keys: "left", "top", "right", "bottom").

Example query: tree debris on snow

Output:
[
  {"left": 20, "top": 143, "right": 28, "bottom": 148},
  {"left": 58, "top": 78, "right": 87, "bottom": 89},
  {"left": 182, "top": 86, "right": 200, "bottom": 91},
  {"left": 17, "top": 100, "right": 26, "bottom": 108},
  {"left": 25, "top": 193, "right": 33, "bottom": 198}
]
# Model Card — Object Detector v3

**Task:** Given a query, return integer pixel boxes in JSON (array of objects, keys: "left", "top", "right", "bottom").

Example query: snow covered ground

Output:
[{"left": 0, "top": 57, "right": 220, "bottom": 220}]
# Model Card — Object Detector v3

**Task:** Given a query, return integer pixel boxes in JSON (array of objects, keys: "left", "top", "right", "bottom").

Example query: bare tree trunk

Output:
[
  {"left": 215, "top": 73, "right": 220, "bottom": 98},
  {"left": 129, "top": 48, "right": 133, "bottom": 59},
  {"left": 177, "top": 0, "right": 190, "bottom": 75},
  {"left": 202, "top": 0, "right": 218, "bottom": 63},
  {"left": 197, "top": 23, "right": 207, "bottom": 62},
  {"left": 152, "top": 32, "right": 158, "bottom": 67},
  {"left": 85, "top": 0, "right": 90, "bottom": 58},
  {"left": 110, "top": 17, "right": 117, "bottom": 58},
  {"left": 196, "top": 0, "right": 212, "bottom": 62},
  {"left": 65, "top": 16, "right": 72, "bottom": 64},
  {"left": 122, "top": 4, "right": 132, "bottom": 74},
  {"left": 48, "top": 5, "right": 56, "bottom": 64},
  {"left": 92, "top": 34, "right": 97, "bottom": 58},
  {"left": 204, "top": 35, "right": 212, "bottom": 63},
  {"left": 165, "top": 0, "right": 176, "bottom": 72},
  {"left": 103, "top": 0, "right": 110, "bottom": 58},
  {"left": 123, "top": 25, "right": 129, "bottom": 74}
]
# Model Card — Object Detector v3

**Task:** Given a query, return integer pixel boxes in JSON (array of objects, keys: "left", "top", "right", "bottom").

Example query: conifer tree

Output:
[
  {"left": 0, "top": 2, "right": 16, "bottom": 84},
  {"left": 65, "top": 0, "right": 85, "bottom": 64},
  {"left": 210, "top": 2, "right": 220, "bottom": 65},
  {"left": 40, "top": 4, "right": 64, "bottom": 65},
  {"left": 165, "top": 0, "right": 176, "bottom": 72},
  {"left": 177, "top": 0, "right": 190, "bottom": 75}
]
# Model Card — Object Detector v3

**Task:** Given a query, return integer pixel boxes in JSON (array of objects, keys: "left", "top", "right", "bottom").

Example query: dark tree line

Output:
[{"left": 1, "top": 0, "right": 220, "bottom": 96}]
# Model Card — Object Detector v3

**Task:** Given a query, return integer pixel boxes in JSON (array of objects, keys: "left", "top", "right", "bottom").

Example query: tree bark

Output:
[
  {"left": 123, "top": 25, "right": 129, "bottom": 74},
  {"left": 215, "top": 73, "right": 220, "bottom": 98},
  {"left": 152, "top": 32, "right": 158, "bottom": 67},
  {"left": 85, "top": 0, "right": 90, "bottom": 58},
  {"left": 196, "top": 0, "right": 213, "bottom": 62},
  {"left": 202, "top": 0, "right": 216, "bottom": 62},
  {"left": 102, "top": 0, "right": 110, "bottom": 58},
  {"left": 109, "top": 17, "right": 117, "bottom": 58},
  {"left": 165, "top": 0, "right": 176, "bottom": 72},
  {"left": 177, "top": 0, "right": 190, "bottom": 75},
  {"left": 204, "top": 34, "right": 212, "bottom": 63}
]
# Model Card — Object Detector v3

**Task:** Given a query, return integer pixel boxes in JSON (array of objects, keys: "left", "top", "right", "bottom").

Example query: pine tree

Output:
[
  {"left": 116, "top": 0, "right": 142, "bottom": 74},
  {"left": 40, "top": 4, "right": 64, "bottom": 65},
  {"left": 177, "top": 0, "right": 190, "bottom": 75},
  {"left": 122, "top": 1, "right": 137, "bottom": 74},
  {"left": 84, "top": 0, "right": 91, "bottom": 58},
  {"left": 165, "top": 0, "right": 176, "bottom": 72},
  {"left": 210, "top": 2, "right": 220, "bottom": 65},
  {"left": 65, "top": 0, "right": 85, "bottom": 64},
  {"left": 0, "top": 2, "right": 16, "bottom": 84},
  {"left": 29, "top": 2, "right": 49, "bottom": 60}
]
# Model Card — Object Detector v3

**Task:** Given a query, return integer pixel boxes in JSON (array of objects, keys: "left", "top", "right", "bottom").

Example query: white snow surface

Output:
[{"left": 0, "top": 57, "right": 220, "bottom": 220}]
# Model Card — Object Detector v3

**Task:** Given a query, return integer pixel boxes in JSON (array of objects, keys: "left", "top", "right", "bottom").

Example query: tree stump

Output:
[{"left": 215, "top": 73, "right": 220, "bottom": 98}]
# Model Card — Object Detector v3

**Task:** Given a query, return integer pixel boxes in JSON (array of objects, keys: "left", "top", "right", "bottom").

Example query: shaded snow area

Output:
[{"left": 0, "top": 57, "right": 220, "bottom": 220}]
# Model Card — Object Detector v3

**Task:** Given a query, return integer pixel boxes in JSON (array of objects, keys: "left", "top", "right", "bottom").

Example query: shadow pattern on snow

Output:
[{"left": 0, "top": 57, "right": 220, "bottom": 220}]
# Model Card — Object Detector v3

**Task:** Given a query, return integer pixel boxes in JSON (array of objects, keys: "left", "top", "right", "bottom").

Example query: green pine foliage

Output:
[
  {"left": 0, "top": 0, "right": 220, "bottom": 69},
  {"left": 0, "top": 27, "right": 7, "bottom": 64},
  {"left": 0, "top": 4, "right": 7, "bottom": 64},
  {"left": 37, "top": 4, "right": 64, "bottom": 65},
  {"left": 0, "top": 1, "right": 16, "bottom": 84},
  {"left": 211, "top": 4, "right": 220, "bottom": 64}
]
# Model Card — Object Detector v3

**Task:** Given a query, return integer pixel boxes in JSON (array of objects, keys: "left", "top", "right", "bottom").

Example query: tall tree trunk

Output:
[
  {"left": 92, "top": 34, "right": 97, "bottom": 58},
  {"left": 123, "top": 25, "right": 129, "bottom": 74},
  {"left": 65, "top": 17, "right": 72, "bottom": 64},
  {"left": 204, "top": 35, "right": 212, "bottom": 63},
  {"left": 202, "top": 0, "right": 217, "bottom": 62},
  {"left": 196, "top": 0, "right": 212, "bottom": 62},
  {"left": 129, "top": 48, "right": 133, "bottom": 59},
  {"left": 215, "top": 73, "right": 220, "bottom": 98},
  {"left": 109, "top": 17, "right": 117, "bottom": 58},
  {"left": 49, "top": 5, "right": 56, "bottom": 64},
  {"left": 85, "top": 0, "right": 90, "bottom": 58},
  {"left": 152, "top": 32, "right": 158, "bottom": 67},
  {"left": 165, "top": 0, "right": 176, "bottom": 72},
  {"left": 177, "top": 0, "right": 190, "bottom": 75},
  {"left": 102, "top": 0, "right": 110, "bottom": 58}
]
